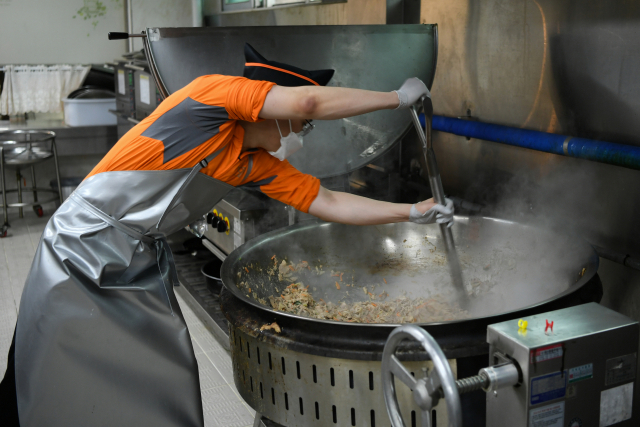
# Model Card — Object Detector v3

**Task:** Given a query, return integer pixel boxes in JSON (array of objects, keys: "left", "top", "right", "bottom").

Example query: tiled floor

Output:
[{"left": 0, "top": 210, "right": 256, "bottom": 427}]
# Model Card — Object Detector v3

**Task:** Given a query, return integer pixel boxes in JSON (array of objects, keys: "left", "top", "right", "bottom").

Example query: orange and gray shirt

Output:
[{"left": 88, "top": 74, "right": 320, "bottom": 212}]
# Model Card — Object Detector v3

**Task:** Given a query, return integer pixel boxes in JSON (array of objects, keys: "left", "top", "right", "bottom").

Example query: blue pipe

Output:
[{"left": 418, "top": 114, "right": 640, "bottom": 171}]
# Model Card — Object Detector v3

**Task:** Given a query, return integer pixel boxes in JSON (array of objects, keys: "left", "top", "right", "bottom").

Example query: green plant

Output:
[{"left": 73, "top": 0, "right": 122, "bottom": 35}]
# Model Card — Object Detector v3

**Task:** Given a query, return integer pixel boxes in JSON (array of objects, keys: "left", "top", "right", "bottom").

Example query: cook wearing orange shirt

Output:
[{"left": 89, "top": 43, "right": 454, "bottom": 225}]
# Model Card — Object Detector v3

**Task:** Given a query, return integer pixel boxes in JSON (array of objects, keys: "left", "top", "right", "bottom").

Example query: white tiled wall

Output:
[{"left": 0, "top": 212, "right": 256, "bottom": 427}]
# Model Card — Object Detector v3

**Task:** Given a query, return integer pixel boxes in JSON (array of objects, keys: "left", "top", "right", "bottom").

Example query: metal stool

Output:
[{"left": 0, "top": 130, "right": 63, "bottom": 237}]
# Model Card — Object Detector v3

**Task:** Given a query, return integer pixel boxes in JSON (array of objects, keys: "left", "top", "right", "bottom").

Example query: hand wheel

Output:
[{"left": 381, "top": 325, "right": 462, "bottom": 427}]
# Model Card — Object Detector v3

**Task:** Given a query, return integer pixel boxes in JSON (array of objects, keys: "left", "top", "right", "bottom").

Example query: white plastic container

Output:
[{"left": 62, "top": 98, "right": 117, "bottom": 126}]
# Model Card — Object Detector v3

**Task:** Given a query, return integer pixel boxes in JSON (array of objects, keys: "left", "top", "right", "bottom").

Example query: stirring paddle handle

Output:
[{"left": 409, "top": 101, "right": 468, "bottom": 301}]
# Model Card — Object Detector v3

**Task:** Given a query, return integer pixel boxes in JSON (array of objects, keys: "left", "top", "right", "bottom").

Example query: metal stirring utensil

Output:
[{"left": 409, "top": 94, "right": 468, "bottom": 302}]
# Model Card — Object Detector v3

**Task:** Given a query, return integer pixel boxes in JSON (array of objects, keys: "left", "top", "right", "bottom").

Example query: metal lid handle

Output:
[{"left": 108, "top": 32, "right": 146, "bottom": 40}]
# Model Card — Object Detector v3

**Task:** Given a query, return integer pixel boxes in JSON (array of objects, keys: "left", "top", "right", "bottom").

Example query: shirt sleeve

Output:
[
  {"left": 238, "top": 150, "right": 321, "bottom": 213},
  {"left": 189, "top": 75, "right": 275, "bottom": 122}
]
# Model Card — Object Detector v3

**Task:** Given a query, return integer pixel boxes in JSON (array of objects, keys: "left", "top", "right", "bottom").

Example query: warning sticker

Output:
[
  {"left": 600, "top": 382, "right": 633, "bottom": 426},
  {"left": 531, "top": 371, "right": 567, "bottom": 405},
  {"left": 605, "top": 353, "right": 637, "bottom": 386},
  {"left": 531, "top": 344, "right": 563, "bottom": 363},
  {"left": 139, "top": 74, "right": 150, "bottom": 105},
  {"left": 568, "top": 363, "right": 593, "bottom": 384},
  {"left": 118, "top": 69, "right": 125, "bottom": 95},
  {"left": 529, "top": 402, "right": 564, "bottom": 427}
]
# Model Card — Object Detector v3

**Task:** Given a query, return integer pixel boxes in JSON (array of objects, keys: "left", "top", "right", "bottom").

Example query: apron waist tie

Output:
[
  {"left": 69, "top": 193, "right": 156, "bottom": 245},
  {"left": 69, "top": 194, "right": 180, "bottom": 290}
]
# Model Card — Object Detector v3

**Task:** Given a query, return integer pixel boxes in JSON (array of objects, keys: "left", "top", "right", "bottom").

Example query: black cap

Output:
[{"left": 243, "top": 43, "right": 334, "bottom": 87}]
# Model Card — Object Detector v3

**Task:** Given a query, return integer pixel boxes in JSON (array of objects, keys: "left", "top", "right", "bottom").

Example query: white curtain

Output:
[{"left": 0, "top": 65, "right": 90, "bottom": 116}]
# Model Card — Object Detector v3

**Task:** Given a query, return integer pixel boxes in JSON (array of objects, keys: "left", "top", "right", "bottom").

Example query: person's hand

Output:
[
  {"left": 409, "top": 198, "right": 454, "bottom": 227},
  {"left": 394, "top": 77, "right": 429, "bottom": 109}
]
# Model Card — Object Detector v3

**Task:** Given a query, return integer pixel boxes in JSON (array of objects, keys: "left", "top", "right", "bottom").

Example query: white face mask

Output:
[{"left": 269, "top": 120, "right": 304, "bottom": 161}]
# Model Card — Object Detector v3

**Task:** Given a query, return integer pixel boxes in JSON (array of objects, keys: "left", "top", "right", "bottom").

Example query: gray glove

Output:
[
  {"left": 409, "top": 198, "right": 454, "bottom": 227},
  {"left": 394, "top": 77, "right": 430, "bottom": 109}
]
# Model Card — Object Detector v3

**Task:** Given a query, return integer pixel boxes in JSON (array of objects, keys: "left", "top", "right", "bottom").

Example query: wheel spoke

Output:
[
  {"left": 427, "top": 369, "right": 441, "bottom": 392},
  {"left": 421, "top": 410, "right": 432, "bottom": 427},
  {"left": 390, "top": 355, "right": 418, "bottom": 389}
]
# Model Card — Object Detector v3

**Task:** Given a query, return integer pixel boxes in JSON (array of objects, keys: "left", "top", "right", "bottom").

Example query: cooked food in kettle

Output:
[{"left": 237, "top": 257, "right": 469, "bottom": 324}]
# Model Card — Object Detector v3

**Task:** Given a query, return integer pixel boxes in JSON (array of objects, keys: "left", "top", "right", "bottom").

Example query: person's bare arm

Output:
[
  {"left": 307, "top": 187, "right": 438, "bottom": 226},
  {"left": 259, "top": 85, "right": 399, "bottom": 120}
]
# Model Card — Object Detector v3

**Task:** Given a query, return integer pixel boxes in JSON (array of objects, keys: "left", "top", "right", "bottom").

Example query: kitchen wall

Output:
[
  {"left": 0, "top": 0, "right": 195, "bottom": 65},
  {"left": 417, "top": 0, "right": 640, "bottom": 326},
  {"left": 129, "top": 0, "right": 195, "bottom": 51},
  {"left": 203, "top": 0, "right": 385, "bottom": 26},
  {"left": 0, "top": 0, "right": 127, "bottom": 64}
]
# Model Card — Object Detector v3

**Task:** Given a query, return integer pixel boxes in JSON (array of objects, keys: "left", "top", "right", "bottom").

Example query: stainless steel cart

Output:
[{"left": 0, "top": 130, "right": 63, "bottom": 237}]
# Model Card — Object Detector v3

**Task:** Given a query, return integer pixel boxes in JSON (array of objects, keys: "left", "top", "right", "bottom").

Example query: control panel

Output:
[
  {"left": 201, "top": 190, "right": 289, "bottom": 256},
  {"left": 486, "top": 303, "right": 638, "bottom": 427}
]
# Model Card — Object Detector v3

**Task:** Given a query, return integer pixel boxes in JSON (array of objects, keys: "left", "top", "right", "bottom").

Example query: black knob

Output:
[
  {"left": 217, "top": 219, "right": 227, "bottom": 233},
  {"left": 206, "top": 212, "right": 215, "bottom": 224},
  {"left": 108, "top": 32, "right": 130, "bottom": 40}
]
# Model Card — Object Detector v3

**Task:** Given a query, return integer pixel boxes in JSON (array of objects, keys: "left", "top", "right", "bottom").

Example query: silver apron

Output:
[{"left": 14, "top": 158, "right": 233, "bottom": 427}]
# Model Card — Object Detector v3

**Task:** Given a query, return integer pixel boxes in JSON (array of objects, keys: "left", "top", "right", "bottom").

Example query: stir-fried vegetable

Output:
[{"left": 239, "top": 256, "right": 468, "bottom": 324}]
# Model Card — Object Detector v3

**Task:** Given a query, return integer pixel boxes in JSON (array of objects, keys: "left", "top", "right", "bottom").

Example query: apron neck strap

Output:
[{"left": 156, "top": 146, "right": 228, "bottom": 232}]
